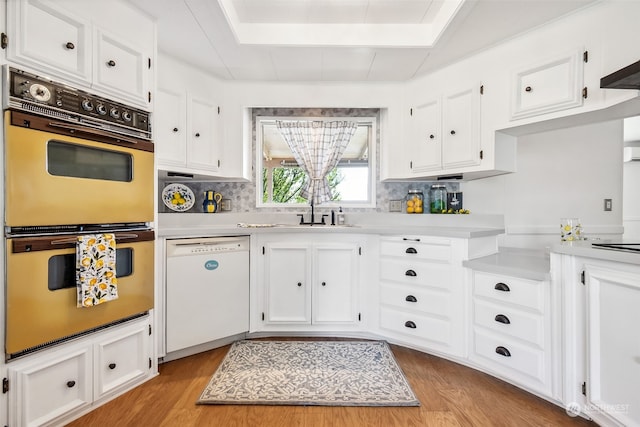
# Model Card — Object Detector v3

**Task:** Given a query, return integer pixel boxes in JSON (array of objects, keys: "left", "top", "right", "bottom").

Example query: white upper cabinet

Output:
[
  {"left": 510, "top": 49, "right": 585, "bottom": 120},
  {"left": 6, "top": 0, "right": 91, "bottom": 81},
  {"left": 408, "top": 98, "right": 442, "bottom": 174},
  {"left": 5, "top": 0, "right": 154, "bottom": 108},
  {"left": 186, "top": 96, "right": 221, "bottom": 173},
  {"left": 92, "top": 29, "right": 151, "bottom": 106}
]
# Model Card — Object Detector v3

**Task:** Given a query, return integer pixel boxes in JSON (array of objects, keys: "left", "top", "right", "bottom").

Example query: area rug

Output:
[{"left": 197, "top": 340, "right": 420, "bottom": 406}]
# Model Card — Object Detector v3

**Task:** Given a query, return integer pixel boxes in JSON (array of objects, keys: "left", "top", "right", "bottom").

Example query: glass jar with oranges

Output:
[{"left": 405, "top": 189, "right": 424, "bottom": 214}]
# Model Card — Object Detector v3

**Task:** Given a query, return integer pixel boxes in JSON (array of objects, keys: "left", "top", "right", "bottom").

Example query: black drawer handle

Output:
[
  {"left": 494, "top": 314, "right": 511, "bottom": 324},
  {"left": 66, "top": 380, "right": 76, "bottom": 388},
  {"left": 405, "top": 295, "right": 417, "bottom": 303},
  {"left": 405, "top": 247, "right": 417, "bottom": 254},
  {"left": 404, "top": 321, "right": 417, "bottom": 329},
  {"left": 494, "top": 282, "right": 510, "bottom": 292},
  {"left": 495, "top": 346, "right": 511, "bottom": 357},
  {"left": 297, "top": 282, "right": 302, "bottom": 287},
  {"left": 402, "top": 237, "right": 421, "bottom": 242},
  {"left": 405, "top": 269, "right": 417, "bottom": 277},
  {"left": 108, "top": 363, "right": 117, "bottom": 370}
]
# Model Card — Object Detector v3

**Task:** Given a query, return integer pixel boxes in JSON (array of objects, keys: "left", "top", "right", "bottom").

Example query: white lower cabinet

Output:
[
  {"left": 7, "top": 317, "right": 153, "bottom": 427},
  {"left": 583, "top": 263, "right": 640, "bottom": 427},
  {"left": 377, "top": 236, "right": 466, "bottom": 357},
  {"left": 256, "top": 234, "right": 362, "bottom": 331},
  {"left": 469, "top": 271, "right": 553, "bottom": 397}
]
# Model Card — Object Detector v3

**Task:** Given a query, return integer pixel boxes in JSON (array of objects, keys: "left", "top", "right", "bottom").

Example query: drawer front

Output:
[
  {"left": 380, "top": 283, "right": 452, "bottom": 318},
  {"left": 473, "top": 272, "right": 546, "bottom": 312},
  {"left": 473, "top": 299, "right": 545, "bottom": 347},
  {"left": 380, "top": 307, "right": 452, "bottom": 347},
  {"left": 95, "top": 325, "right": 149, "bottom": 398},
  {"left": 472, "top": 328, "right": 548, "bottom": 389},
  {"left": 9, "top": 347, "right": 92, "bottom": 427},
  {"left": 380, "top": 258, "right": 453, "bottom": 289},
  {"left": 380, "top": 239, "right": 452, "bottom": 262}
]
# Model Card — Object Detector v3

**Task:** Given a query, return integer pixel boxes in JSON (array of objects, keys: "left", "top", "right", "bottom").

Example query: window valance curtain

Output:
[{"left": 276, "top": 120, "right": 357, "bottom": 204}]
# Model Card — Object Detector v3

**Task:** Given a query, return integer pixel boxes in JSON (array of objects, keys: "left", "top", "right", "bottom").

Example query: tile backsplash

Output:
[{"left": 158, "top": 107, "right": 459, "bottom": 214}]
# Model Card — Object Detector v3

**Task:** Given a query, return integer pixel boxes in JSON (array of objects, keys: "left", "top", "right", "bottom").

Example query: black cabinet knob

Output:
[
  {"left": 66, "top": 380, "right": 76, "bottom": 388},
  {"left": 321, "top": 282, "right": 326, "bottom": 287},
  {"left": 525, "top": 86, "right": 532, "bottom": 92},
  {"left": 495, "top": 346, "right": 511, "bottom": 357},
  {"left": 405, "top": 247, "right": 417, "bottom": 254},
  {"left": 494, "top": 314, "right": 511, "bottom": 324},
  {"left": 195, "top": 132, "right": 200, "bottom": 137},
  {"left": 172, "top": 127, "right": 179, "bottom": 132},
  {"left": 108, "top": 363, "right": 117, "bottom": 370},
  {"left": 107, "top": 60, "right": 116, "bottom": 67},
  {"left": 494, "top": 282, "right": 510, "bottom": 292},
  {"left": 404, "top": 321, "right": 417, "bottom": 329},
  {"left": 405, "top": 269, "right": 417, "bottom": 277},
  {"left": 405, "top": 295, "right": 417, "bottom": 303},
  {"left": 450, "top": 130, "right": 456, "bottom": 135},
  {"left": 429, "top": 134, "right": 435, "bottom": 139},
  {"left": 297, "top": 282, "right": 302, "bottom": 287},
  {"left": 65, "top": 42, "right": 75, "bottom": 50}
]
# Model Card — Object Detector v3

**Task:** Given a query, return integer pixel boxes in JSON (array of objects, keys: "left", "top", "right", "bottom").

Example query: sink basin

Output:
[{"left": 236, "top": 223, "right": 358, "bottom": 229}]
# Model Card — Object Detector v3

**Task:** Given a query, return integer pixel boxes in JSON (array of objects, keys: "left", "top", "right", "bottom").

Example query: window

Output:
[{"left": 256, "top": 115, "right": 376, "bottom": 208}]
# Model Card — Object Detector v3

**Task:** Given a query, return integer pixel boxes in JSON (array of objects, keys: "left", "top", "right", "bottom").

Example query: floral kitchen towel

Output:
[{"left": 76, "top": 233, "right": 118, "bottom": 307}]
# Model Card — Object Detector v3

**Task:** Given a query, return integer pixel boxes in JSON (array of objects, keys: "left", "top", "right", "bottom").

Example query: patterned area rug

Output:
[{"left": 197, "top": 340, "right": 420, "bottom": 406}]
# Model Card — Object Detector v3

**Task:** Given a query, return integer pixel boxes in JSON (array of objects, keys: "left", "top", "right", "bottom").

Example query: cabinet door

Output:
[
  {"left": 94, "top": 322, "right": 150, "bottom": 400},
  {"left": 409, "top": 99, "right": 442, "bottom": 173},
  {"left": 442, "top": 85, "right": 481, "bottom": 169},
  {"left": 264, "top": 244, "right": 311, "bottom": 324},
  {"left": 6, "top": 0, "right": 91, "bottom": 81},
  {"left": 511, "top": 50, "right": 583, "bottom": 120},
  {"left": 187, "top": 96, "right": 221, "bottom": 172},
  {"left": 585, "top": 265, "right": 640, "bottom": 426},
  {"left": 8, "top": 346, "right": 92, "bottom": 427},
  {"left": 93, "top": 28, "right": 150, "bottom": 106},
  {"left": 156, "top": 88, "right": 187, "bottom": 168},
  {"left": 314, "top": 243, "right": 359, "bottom": 324}
]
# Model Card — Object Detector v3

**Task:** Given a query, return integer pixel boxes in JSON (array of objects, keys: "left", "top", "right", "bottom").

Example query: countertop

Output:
[
  {"left": 551, "top": 239, "right": 640, "bottom": 265},
  {"left": 463, "top": 247, "right": 551, "bottom": 281},
  {"left": 157, "top": 212, "right": 506, "bottom": 239}
]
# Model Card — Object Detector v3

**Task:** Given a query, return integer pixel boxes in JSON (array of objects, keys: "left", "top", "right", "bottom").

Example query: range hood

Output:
[{"left": 601, "top": 59, "right": 640, "bottom": 89}]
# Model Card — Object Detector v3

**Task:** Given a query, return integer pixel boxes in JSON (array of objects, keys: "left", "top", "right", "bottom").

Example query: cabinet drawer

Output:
[
  {"left": 473, "top": 272, "right": 546, "bottom": 312},
  {"left": 95, "top": 325, "right": 149, "bottom": 399},
  {"left": 380, "top": 258, "right": 453, "bottom": 289},
  {"left": 8, "top": 347, "right": 92, "bottom": 427},
  {"left": 473, "top": 299, "right": 545, "bottom": 347},
  {"left": 380, "top": 239, "right": 451, "bottom": 262},
  {"left": 380, "top": 307, "right": 452, "bottom": 346},
  {"left": 472, "top": 328, "right": 547, "bottom": 388},
  {"left": 380, "top": 283, "right": 452, "bottom": 318}
]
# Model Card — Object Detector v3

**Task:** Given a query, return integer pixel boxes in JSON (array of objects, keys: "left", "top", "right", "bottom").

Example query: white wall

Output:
[{"left": 464, "top": 120, "right": 625, "bottom": 249}]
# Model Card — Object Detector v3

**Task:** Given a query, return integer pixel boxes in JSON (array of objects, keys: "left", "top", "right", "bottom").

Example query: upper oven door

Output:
[{"left": 5, "top": 110, "right": 154, "bottom": 227}]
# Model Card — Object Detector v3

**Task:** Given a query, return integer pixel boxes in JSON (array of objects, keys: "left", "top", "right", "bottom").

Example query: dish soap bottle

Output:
[{"left": 203, "top": 190, "right": 218, "bottom": 213}]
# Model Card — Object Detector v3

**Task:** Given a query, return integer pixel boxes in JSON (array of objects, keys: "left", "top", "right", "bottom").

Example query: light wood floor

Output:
[{"left": 67, "top": 339, "right": 597, "bottom": 427}]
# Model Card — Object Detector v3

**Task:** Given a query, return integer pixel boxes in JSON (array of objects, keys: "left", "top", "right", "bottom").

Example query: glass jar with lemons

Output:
[{"left": 405, "top": 189, "right": 424, "bottom": 214}]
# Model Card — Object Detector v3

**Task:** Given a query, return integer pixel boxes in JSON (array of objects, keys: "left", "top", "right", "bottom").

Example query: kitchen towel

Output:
[{"left": 76, "top": 233, "right": 118, "bottom": 307}]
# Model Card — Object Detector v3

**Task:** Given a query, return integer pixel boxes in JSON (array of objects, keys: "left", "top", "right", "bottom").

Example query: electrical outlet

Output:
[
  {"left": 604, "top": 199, "right": 612, "bottom": 211},
  {"left": 389, "top": 200, "right": 402, "bottom": 212},
  {"left": 221, "top": 199, "right": 231, "bottom": 211}
]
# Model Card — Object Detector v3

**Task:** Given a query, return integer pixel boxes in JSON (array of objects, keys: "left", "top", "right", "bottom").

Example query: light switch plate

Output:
[
  {"left": 604, "top": 198, "right": 612, "bottom": 211},
  {"left": 389, "top": 200, "right": 402, "bottom": 212}
]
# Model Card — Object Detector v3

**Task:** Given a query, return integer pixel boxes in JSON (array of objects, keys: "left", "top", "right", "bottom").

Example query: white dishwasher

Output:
[{"left": 165, "top": 236, "right": 249, "bottom": 355}]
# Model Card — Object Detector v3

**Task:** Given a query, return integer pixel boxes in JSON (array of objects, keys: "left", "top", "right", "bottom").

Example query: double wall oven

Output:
[{"left": 3, "top": 67, "right": 155, "bottom": 359}]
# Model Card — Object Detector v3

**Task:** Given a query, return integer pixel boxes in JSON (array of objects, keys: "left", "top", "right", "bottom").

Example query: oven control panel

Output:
[{"left": 3, "top": 66, "right": 151, "bottom": 139}]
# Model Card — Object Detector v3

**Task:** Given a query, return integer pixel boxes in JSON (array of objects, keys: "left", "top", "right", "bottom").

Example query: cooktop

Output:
[{"left": 592, "top": 243, "right": 640, "bottom": 253}]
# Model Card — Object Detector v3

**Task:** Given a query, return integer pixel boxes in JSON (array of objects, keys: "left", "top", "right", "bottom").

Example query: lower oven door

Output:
[{"left": 5, "top": 230, "right": 154, "bottom": 357}]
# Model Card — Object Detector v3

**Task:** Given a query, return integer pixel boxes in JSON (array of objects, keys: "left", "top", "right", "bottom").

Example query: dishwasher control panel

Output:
[{"left": 166, "top": 236, "right": 250, "bottom": 257}]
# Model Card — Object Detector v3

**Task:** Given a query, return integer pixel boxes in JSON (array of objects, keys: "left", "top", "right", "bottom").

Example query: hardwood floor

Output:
[{"left": 67, "top": 340, "right": 597, "bottom": 427}]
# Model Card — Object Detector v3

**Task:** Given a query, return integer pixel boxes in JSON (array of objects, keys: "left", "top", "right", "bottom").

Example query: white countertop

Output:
[
  {"left": 157, "top": 212, "right": 506, "bottom": 239},
  {"left": 551, "top": 240, "right": 640, "bottom": 265},
  {"left": 463, "top": 247, "right": 551, "bottom": 281}
]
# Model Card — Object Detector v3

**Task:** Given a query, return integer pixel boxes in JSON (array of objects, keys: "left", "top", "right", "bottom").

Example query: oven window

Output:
[
  {"left": 48, "top": 248, "right": 134, "bottom": 291},
  {"left": 47, "top": 140, "right": 133, "bottom": 182}
]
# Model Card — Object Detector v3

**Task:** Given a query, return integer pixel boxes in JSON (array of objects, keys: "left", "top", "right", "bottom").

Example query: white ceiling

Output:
[{"left": 127, "top": 0, "right": 598, "bottom": 82}]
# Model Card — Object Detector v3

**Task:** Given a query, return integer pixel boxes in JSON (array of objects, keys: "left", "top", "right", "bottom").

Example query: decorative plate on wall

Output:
[{"left": 162, "top": 183, "right": 195, "bottom": 212}]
